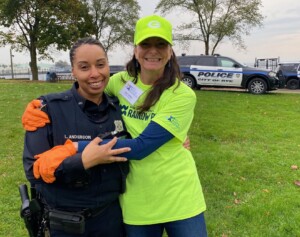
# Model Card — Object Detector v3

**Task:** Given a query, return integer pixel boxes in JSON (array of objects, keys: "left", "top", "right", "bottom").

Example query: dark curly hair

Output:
[{"left": 69, "top": 37, "right": 107, "bottom": 66}]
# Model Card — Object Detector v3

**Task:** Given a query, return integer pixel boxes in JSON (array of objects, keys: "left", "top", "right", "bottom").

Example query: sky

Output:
[{"left": 0, "top": 0, "right": 299, "bottom": 67}]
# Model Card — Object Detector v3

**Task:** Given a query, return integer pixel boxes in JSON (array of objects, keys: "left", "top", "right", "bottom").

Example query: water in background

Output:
[{"left": 0, "top": 69, "right": 73, "bottom": 81}]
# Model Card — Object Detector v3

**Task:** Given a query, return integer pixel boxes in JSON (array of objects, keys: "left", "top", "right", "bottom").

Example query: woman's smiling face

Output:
[
  {"left": 134, "top": 37, "right": 172, "bottom": 74},
  {"left": 72, "top": 44, "right": 110, "bottom": 104}
]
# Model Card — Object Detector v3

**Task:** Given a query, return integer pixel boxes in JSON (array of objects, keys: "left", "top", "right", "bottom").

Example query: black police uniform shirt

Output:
[{"left": 23, "top": 82, "right": 129, "bottom": 210}]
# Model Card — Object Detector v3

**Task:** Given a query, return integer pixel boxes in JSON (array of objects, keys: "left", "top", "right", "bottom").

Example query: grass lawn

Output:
[{"left": 0, "top": 80, "right": 300, "bottom": 237}]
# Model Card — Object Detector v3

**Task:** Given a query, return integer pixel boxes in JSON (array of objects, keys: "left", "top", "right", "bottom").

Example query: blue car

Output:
[{"left": 275, "top": 62, "right": 300, "bottom": 89}]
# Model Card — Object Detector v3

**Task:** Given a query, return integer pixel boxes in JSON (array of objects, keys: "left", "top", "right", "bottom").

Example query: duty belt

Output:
[{"left": 78, "top": 202, "right": 112, "bottom": 219}]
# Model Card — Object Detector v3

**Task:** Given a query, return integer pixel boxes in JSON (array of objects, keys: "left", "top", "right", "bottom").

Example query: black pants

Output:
[{"left": 50, "top": 201, "right": 125, "bottom": 237}]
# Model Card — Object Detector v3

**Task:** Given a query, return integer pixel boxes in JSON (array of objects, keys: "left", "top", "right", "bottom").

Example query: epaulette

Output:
[{"left": 42, "top": 90, "right": 73, "bottom": 102}]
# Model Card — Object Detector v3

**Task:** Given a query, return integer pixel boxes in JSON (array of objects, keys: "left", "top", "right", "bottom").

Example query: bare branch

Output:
[{"left": 156, "top": 0, "right": 264, "bottom": 55}]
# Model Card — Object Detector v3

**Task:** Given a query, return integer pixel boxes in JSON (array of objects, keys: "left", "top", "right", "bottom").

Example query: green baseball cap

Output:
[{"left": 134, "top": 15, "right": 173, "bottom": 45}]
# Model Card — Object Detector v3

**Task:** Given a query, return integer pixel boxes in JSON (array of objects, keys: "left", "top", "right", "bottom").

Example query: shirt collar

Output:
[{"left": 71, "top": 82, "right": 116, "bottom": 111}]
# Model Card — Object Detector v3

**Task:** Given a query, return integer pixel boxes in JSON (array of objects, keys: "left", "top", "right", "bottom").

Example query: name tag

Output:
[{"left": 119, "top": 81, "right": 143, "bottom": 105}]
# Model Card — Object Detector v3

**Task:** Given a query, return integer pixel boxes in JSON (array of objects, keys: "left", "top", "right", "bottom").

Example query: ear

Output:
[
  {"left": 134, "top": 47, "right": 138, "bottom": 59},
  {"left": 168, "top": 47, "right": 173, "bottom": 60},
  {"left": 71, "top": 68, "right": 76, "bottom": 79}
]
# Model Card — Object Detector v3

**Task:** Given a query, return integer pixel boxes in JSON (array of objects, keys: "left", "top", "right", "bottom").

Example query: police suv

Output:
[{"left": 177, "top": 54, "right": 279, "bottom": 94}]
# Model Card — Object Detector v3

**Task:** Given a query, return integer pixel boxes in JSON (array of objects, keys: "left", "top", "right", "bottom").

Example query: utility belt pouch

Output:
[{"left": 49, "top": 209, "right": 85, "bottom": 234}]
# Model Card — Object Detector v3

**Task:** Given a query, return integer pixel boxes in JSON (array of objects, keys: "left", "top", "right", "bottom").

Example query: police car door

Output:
[
  {"left": 215, "top": 57, "right": 243, "bottom": 87},
  {"left": 189, "top": 65, "right": 217, "bottom": 86},
  {"left": 297, "top": 64, "right": 300, "bottom": 79}
]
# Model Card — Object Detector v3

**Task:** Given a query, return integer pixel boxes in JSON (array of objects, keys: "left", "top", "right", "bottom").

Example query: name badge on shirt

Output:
[{"left": 120, "top": 81, "right": 143, "bottom": 105}]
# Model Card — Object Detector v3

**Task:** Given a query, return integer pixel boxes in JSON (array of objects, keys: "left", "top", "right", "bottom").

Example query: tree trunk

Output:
[
  {"left": 29, "top": 45, "right": 39, "bottom": 81},
  {"left": 204, "top": 40, "right": 209, "bottom": 55}
]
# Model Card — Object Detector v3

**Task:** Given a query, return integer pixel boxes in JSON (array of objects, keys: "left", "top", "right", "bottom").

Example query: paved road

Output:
[
  {"left": 200, "top": 87, "right": 300, "bottom": 94},
  {"left": 271, "top": 89, "right": 300, "bottom": 94}
]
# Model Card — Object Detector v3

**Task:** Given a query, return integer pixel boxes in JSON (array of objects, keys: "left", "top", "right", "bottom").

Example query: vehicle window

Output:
[
  {"left": 195, "top": 57, "right": 214, "bottom": 66},
  {"left": 177, "top": 56, "right": 215, "bottom": 66},
  {"left": 279, "top": 63, "right": 299, "bottom": 71},
  {"left": 217, "top": 58, "right": 236, "bottom": 67},
  {"left": 177, "top": 57, "right": 197, "bottom": 65}
]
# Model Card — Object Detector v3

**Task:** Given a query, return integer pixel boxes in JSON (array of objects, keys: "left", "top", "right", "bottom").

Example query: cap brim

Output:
[{"left": 135, "top": 34, "right": 173, "bottom": 45}]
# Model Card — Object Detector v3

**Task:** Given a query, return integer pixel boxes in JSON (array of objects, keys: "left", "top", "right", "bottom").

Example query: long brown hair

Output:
[{"left": 125, "top": 50, "right": 181, "bottom": 112}]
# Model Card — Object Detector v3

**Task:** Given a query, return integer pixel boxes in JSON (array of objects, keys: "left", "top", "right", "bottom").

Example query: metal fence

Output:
[{"left": 0, "top": 68, "right": 74, "bottom": 81}]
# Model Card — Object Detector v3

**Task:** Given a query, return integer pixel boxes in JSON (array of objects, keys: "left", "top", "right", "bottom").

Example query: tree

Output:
[
  {"left": 155, "top": 0, "right": 264, "bottom": 55},
  {"left": 88, "top": 0, "right": 140, "bottom": 53},
  {"left": 55, "top": 60, "right": 70, "bottom": 69},
  {"left": 0, "top": 0, "right": 94, "bottom": 80}
]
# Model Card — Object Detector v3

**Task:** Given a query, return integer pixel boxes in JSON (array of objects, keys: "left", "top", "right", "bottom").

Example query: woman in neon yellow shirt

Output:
[{"left": 105, "top": 15, "right": 207, "bottom": 237}]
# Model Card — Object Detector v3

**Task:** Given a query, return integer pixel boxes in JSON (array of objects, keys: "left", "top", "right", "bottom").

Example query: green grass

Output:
[{"left": 1, "top": 81, "right": 300, "bottom": 236}]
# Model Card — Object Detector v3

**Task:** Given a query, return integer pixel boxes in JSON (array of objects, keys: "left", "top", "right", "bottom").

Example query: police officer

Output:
[{"left": 23, "top": 37, "right": 130, "bottom": 237}]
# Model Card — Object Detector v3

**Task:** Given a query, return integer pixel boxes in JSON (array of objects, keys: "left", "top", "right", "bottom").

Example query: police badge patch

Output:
[{"left": 114, "top": 120, "right": 124, "bottom": 132}]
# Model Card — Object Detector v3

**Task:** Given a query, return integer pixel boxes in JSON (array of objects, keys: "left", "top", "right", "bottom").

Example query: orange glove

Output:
[
  {"left": 22, "top": 99, "right": 50, "bottom": 131},
  {"left": 33, "top": 139, "right": 77, "bottom": 183}
]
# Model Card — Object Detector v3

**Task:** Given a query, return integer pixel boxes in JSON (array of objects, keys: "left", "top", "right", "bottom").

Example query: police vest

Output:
[{"left": 37, "top": 89, "right": 129, "bottom": 210}]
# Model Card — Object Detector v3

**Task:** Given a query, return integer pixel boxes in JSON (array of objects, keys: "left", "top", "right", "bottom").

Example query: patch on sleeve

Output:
[{"left": 166, "top": 115, "right": 180, "bottom": 129}]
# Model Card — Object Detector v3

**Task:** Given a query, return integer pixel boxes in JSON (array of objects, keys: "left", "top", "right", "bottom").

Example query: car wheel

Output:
[
  {"left": 248, "top": 78, "right": 267, "bottom": 94},
  {"left": 286, "top": 79, "right": 299, "bottom": 90},
  {"left": 182, "top": 75, "right": 196, "bottom": 89}
]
